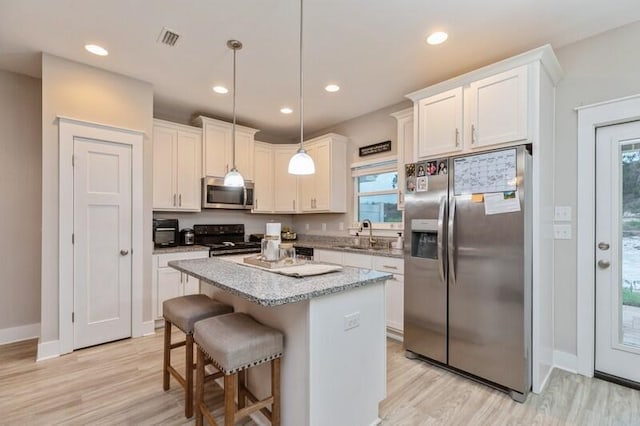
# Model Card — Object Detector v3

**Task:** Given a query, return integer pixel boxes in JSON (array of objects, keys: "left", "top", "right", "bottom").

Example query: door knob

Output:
[
  {"left": 598, "top": 260, "right": 610, "bottom": 269},
  {"left": 120, "top": 249, "right": 129, "bottom": 256},
  {"left": 598, "top": 242, "right": 610, "bottom": 250}
]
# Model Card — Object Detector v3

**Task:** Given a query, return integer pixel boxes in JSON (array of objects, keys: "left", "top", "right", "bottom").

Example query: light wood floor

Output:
[{"left": 1, "top": 333, "right": 639, "bottom": 425}]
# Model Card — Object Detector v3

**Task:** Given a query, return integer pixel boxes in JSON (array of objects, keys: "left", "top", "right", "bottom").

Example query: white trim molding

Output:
[
  {"left": 575, "top": 93, "right": 640, "bottom": 377},
  {"left": 37, "top": 339, "right": 61, "bottom": 362},
  {"left": 0, "top": 323, "right": 40, "bottom": 345},
  {"left": 57, "top": 117, "right": 145, "bottom": 356},
  {"left": 554, "top": 350, "right": 579, "bottom": 374}
]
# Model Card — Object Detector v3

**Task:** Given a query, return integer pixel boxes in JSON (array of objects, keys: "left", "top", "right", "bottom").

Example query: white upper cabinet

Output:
[
  {"left": 417, "top": 87, "right": 463, "bottom": 158},
  {"left": 408, "top": 59, "right": 540, "bottom": 160},
  {"left": 391, "top": 107, "right": 414, "bottom": 210},
  {"left": 194, "top": 116, "right": 258, "bottom": 181},
  {"left": 273, "top": 145, "right": 299, "bottom": 213},
  {"left": 253, "top": 142, "right": 275, "bottom": 213},
  {"left": 299, "top": 134, "right": 348, "bottom": 213},
  {"left": 152, "top": 119, "right": 202, "bottom": 212},
  {"left": 466, "top": 65, "right": 529, "bottom": 149}
]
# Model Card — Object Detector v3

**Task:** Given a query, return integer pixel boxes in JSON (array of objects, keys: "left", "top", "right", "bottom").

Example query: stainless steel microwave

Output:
[{"left": 202, "top": 177, "right": 254, "bottom": 209}]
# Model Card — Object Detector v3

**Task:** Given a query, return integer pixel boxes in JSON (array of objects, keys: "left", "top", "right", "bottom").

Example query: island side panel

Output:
[
  {"left": 308, "top": 281, "right": 386, "bottom": 426},
  {"left": 201, "top": 286, "right": 310, "bottom": 426}
]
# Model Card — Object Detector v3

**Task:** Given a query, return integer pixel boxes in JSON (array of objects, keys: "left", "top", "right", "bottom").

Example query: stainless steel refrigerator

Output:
[{"left": 403, "top": 145, "right": 532, "bottom": 402}]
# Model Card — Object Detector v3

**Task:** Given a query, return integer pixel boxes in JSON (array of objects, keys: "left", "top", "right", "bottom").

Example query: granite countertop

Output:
[
  {"left": 169, "top": 257, "right": 391, "bottom": 306},
  {"left": 153, "top": 245, "right": 210, "bottom": 255},
  {"left": 293, "top": 242, "right": 404, "bottom": 259}
]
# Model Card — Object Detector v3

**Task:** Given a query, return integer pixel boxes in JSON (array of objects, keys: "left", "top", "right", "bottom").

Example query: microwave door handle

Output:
[
  {"left": 437, "top": 196, "right": 446, "bottom": 285},
  {"left": 448, "top": 195, "right": 456, "bottom": 287},
  {"left": 243, "top": 186, "right": 248, "bottom": 207}
]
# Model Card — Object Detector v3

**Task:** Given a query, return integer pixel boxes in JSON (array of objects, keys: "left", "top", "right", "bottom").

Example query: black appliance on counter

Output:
[
  {"left": 194, "top": 224, "right": 261, "bottom": 256},
  {"left": 153, "top": 219, "right": 179, "bottom": 248}
]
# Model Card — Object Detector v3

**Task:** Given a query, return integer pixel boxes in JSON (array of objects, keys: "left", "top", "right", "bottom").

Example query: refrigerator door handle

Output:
[
  {"left": 448, "top": 195, "right": 456, "bottom": 286},
  {"left": 437, "top": 196, "right": 446, "bottom": 285}
]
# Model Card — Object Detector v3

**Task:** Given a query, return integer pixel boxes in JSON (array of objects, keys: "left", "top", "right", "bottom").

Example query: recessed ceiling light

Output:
[
  {"left": 85, "top": 44, "right": 109, "bottom": 56},
  {"left": 212, "top": 86, "right": 228, "bottom": 94},
  {"left": 426, "top": 31, "right": 448, "bottom": 45},
  {"left": 280, "top": 107, "right": 293, "bottom": 114},
  {"left": 325, "top": 84, "right": 340, "bottom": 93}
]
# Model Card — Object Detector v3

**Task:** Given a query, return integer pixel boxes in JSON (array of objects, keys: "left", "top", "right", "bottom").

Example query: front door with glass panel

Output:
[{"left": 595, "top": 121, "right": 640, "bottom": 383}]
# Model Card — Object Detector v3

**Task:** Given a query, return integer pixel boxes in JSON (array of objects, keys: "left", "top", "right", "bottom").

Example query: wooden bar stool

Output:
[
  {"left": 194, "top": 313, "right": 283, "bottom": 426},
  {"left": 163, "top": 294, "right": 233, "bottom": 418}
]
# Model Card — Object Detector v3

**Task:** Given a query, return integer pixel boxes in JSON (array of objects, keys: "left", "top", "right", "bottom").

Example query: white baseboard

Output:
[
  {"left": 0, "top": 322, "right": 40, "bottom": 345},
  {"left": 554, "top": 350, "right": 578, "bottom": 374},
  {"left": 141, "top": 320, "right": 155, "bottom": 336},
  {"left": 37, "top": 339, "right": 60, "bottom": 361},
  {"left": 386, "top": 328, "right": 404, "bottom": 342}
]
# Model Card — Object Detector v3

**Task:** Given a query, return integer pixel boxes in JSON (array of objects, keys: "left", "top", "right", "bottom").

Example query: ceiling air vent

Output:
[{"left": 157, "top": 27, "right": 181, "bottom": 47}]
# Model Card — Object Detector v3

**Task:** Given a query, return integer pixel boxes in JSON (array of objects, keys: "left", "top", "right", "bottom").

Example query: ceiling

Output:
[{"left": 1, "top": 1, "right": 640, "bottom": 140}]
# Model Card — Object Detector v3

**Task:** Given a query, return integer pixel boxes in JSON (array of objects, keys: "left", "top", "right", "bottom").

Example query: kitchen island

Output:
[{"left": 169, "top": 256, "right": 391, "bottom": 426}]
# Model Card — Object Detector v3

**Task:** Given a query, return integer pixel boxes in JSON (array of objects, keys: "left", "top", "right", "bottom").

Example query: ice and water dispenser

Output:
[{"left": 410, "top": 219, "right": 439, "bottom": 259}]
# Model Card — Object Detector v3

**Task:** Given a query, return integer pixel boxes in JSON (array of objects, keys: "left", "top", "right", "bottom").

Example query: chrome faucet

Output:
[{"left": 362, "top": 219, "right": 377, "bottom": 247}]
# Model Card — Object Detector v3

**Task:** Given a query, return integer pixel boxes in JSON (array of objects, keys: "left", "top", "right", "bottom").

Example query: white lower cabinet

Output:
[
  {"left": 314, "top": 248, "right": 404, "bottom": 337},
  {"left": 153, "top": 250, "right": 210, "bottom": 326}
]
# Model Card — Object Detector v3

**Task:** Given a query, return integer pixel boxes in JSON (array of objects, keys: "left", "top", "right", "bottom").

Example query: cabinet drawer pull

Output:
[{"left": 383, "top": 265, "right": 398, "bottom": 270}]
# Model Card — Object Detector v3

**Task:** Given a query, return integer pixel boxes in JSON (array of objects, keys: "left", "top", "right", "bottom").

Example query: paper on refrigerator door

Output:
[{"left": 483, "top": 191, "right": 520, "bottom": 215}]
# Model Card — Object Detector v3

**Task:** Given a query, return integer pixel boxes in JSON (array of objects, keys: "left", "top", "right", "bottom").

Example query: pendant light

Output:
[
  {"left": 288, "top": 0, "right": 316, "bottom": 175},
  {"left": 223, "top": 39, "right": 245, "bottom": 187}
]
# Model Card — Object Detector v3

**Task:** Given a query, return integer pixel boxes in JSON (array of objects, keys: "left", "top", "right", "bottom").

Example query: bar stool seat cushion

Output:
[
  {"left": 163, "top": 294, "right": 233, "bottom": 334},
  {"left": 194, "top": 313, "right": 283, "bottom": 374}
]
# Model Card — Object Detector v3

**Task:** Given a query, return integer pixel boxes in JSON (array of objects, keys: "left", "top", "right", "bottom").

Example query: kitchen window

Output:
[{"left": 352, "top": 159, "right": 402, "bottom": 227}]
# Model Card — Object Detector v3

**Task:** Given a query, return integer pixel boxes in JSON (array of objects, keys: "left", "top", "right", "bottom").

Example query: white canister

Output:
[{"left": 266, "top": 222, "right": 282, "bottom": 237}]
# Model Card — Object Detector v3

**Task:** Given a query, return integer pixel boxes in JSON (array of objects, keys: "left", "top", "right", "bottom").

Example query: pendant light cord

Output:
[
  {"left": 232, "top": 45, "right": 237, "bottom": 169},
  {"left": 299, "top": 0, "right": 304, "bottom": 149}
]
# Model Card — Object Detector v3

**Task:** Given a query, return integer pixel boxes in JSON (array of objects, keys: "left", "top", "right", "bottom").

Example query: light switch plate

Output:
[
  {"left": 554, "top": 224, "right": 572, "bottom": 240},
  {"left": 554, "top": 206, "right": 572, "bottom": 222},
  {"left": 344, "top": 312, "right": 360, "bottom": 331}
]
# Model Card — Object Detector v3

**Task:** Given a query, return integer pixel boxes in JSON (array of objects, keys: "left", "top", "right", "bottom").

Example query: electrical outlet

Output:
[
  {"left": 553, "top": 224, "right": 572, "bottom": 240},
  {"left": 344, "top": 312, "right": 360, "bottom": 331},
  {"left": 554, "top": 206, "right": 572, "bottom": 222}
]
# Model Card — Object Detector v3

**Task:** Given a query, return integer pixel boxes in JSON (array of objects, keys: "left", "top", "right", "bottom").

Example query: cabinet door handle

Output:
[
  {"left": 179, "top": 194, "right": 182, "bottom": 207},
  {"left": 383, "top": 265, "right": 398, "bottom": 270},
  {"left": 256, "top": 198, "right": 258, "bottom": 210},
  {"left": 471, "top": 124, "right": 477, "bottom": 145},
  {"left": 173, "top": 194, "right": 177, "bottom": 206},
  {"left": 293, "top": 199, "right": 296, "bottom": 211},
  {"left": 455, "top": 128, "right": 460, "bottom": 147}
]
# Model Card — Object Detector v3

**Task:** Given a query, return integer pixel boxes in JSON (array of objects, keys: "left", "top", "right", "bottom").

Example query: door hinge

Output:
[
  {"left": 72, "top": 312, "right": 75, "bottom": 323},
  {"left": 72, "top": 233, "right": 75, "bottom": 244}
]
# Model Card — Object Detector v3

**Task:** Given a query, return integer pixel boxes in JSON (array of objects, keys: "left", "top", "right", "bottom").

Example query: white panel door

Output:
[
  {"left": 467, "top": 65, "right": 529, "bottom": 148},
  {"left": 74, "top": 138, "right": 132, "bottom": 349},
  {"left": 274, "top": 147, "right": 299, "bottom": 213},
  {"left": 176, "top": 130, "right": 201, "bottom": 211},
  {"left": 152, "top": 125, "right": 177, "bottom": 209},
  {"left": 417, "top": 87, "right": 463, "bottom": 158},
  {"left": 595, "top": 121, "right": 640, "bottom": 383}
]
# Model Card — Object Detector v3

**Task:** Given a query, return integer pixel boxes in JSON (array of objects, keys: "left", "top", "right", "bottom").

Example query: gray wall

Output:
[
  {"left": 0, "top": 70, "right": 41, "bottom": 332},
  {"left": 553, "top": 21, "right": 640, "bottom": 355},
  {"left": 292, "top": 100, "right": 411, "bottom": 235},
  {"left": 40, "top": 54, "right": 154, "bottom": 344}
]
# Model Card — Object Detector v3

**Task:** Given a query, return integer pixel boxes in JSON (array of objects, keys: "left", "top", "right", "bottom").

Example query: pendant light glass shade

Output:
[
  {"left": 288, "top": 0, "right": 316, "bottom": 176},
  {"left": 223, "top": 167, "right": 245, "bottom": 186},
  {"left": 288, "top": 147, "right": 315, "bottom": 175},
  {"left": 223, "top": 40, "right": 245, "bottom": 187}
]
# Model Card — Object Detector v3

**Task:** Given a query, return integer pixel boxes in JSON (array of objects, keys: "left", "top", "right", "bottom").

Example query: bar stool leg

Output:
[
  {"left": 185, "top": 333, "right": 194, "bottom": 418},
  {"left": 271, "top": 358, "right": 281, "bottom": 426},
  {"left": 195, "top": 347, "right": 205, "bottom": 426},
  {"left": 163, "top": 320, "right": 172, "bottom": 391},
  {"left": 237, "top": 370, "right": 246, "bottom": 410},
  {"left": 224, "top": 373, "right": 236, "bottom": 426}
]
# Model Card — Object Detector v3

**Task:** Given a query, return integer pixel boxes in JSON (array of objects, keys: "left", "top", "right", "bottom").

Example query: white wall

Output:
[
  {"left": 292, "top": 100, "right": 411, "bottom": 235},
  {"left": 0, "top": 69, "right": 41, "bottom": 339},
  {"left": 40, "top": 54, "right": 154, "bottom": 345},
  {"left": 153, "top": 210, "right": 294, "bottom": 237},
  {"left": 552, "top": 21, "right": 640, "bottom": 356}
]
